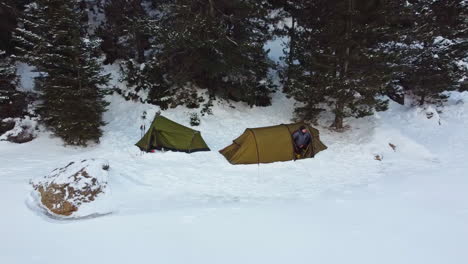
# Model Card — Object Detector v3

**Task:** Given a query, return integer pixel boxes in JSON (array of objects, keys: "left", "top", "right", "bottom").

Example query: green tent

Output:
[
  {"left": 136, "top": 115, "right": 210, "bottom": 152},
  {"left": 219, "top": 122, "right": 327, "bottom": 164}
]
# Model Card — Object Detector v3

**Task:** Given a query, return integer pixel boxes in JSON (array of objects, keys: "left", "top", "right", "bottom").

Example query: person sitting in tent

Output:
[{"left": 292, "top": 125, "right": 312, "bottom": 158}]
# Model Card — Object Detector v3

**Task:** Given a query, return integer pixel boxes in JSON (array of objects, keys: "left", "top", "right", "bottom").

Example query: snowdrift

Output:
[{"left": 1, "top": 90, "right": 468, "bottom": 264}]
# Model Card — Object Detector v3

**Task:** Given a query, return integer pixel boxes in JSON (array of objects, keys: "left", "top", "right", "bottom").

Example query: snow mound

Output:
[
  {"left": 361, "top": 104, "right": 445, "bottom": 164},
  {"left": 30, "top": 159, "right": 112, "bottom": 218},
  {"left": 367, "top": 125, "right": 437, "bottom": 162}
]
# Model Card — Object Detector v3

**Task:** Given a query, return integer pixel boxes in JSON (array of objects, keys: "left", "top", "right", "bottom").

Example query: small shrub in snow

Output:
[
  {"left": 190, "top": 113, "right": 201, "bottom": 126},
  {"left": 200, "top": 99, "right": 214, "bottom": 116}
]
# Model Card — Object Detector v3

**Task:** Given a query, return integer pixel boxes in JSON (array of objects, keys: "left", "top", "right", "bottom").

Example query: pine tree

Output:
[
  {"left": 284, "top": 0, "right": 391, "bottom": 128},
  {"left": 15, "top": 0, "right": 110, "bottom": 146},
  {"left": 0, "top": 49, "right": 23, "bottom": 119},
  {"left": 398, "top": 0, "right": 468, "bottom": 105},
  {"left": 96, "top": 0, "right": 150, "bottom": 64},
  {"left": 133, "top": 0, "right": 276, "bottom": 109},
  {"left": 0, "top": 50, "right": 16, "bottom": 92},
  {"left": 0, "top": 49, "right": 28, "bottom": 120},
  {"left": 371, "top": 0, "right": 414, "bottom": 105},
  {"left": 0, "top": 0, "right": 18, "bottom": 53},
  {"left": 119, "top": 55, "right": 170, "bottom": 107},
  {"left": 267, "top": 0, "right": 302, "bottom": 94}
]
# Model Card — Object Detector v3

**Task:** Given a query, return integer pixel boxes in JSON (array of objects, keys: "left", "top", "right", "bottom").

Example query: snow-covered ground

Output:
[{"left": 1, "top": 89, "right": 468, "bottom": 264}]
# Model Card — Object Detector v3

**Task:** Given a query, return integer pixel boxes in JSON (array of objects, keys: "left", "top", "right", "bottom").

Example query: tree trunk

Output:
[
  {"left": 331, "top": 0, "right": 353, "bottom": 130},
  {"left": 419, "top": 92, "right": 426, "bottom": 106},
  {"left": 343, "top": 0, "right": 353, "bottom": 75},
  {"left": 284, "top": 16, "right": 296, "bottom": 93},
  {"left": 331, "top": 101, "right": 344, "bottom": 129},
  {"left": 208, "top": 0, "right": 215, "bottom": 17},
  {"left": 135, "top": 31, "right": 145, "bottom": 63},
  {"left": 133, "top": 0, "right": 145, "bottom": 63}
]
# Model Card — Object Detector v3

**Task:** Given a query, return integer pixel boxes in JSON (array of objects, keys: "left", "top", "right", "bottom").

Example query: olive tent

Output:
[
  {"left": 136, "top": 115, "right": 210, "bottom": 152},
  {"left": 219, "top": 122, "right": 327, "bottom": 164}
]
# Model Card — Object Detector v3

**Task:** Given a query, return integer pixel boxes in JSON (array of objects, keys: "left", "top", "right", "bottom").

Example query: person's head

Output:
[{"left": 299, "top": 125, "right": 307, "bottom": 133}]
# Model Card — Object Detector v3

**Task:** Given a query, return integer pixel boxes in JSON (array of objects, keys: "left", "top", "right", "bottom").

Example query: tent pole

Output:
[
  {"left": 249, "top": 129, "right": 260, "bottom": 165},
  {"left": 283, "top": 124, "right": 297, "bottom": 161}
]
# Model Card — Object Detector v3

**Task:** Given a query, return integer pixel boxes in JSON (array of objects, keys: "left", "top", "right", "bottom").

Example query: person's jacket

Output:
[{"left": 292, "top": 130, "right": 311, "bottom": 148}]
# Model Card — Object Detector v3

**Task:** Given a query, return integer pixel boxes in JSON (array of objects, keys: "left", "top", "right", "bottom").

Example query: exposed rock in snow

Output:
[
  {"left": 0, "top": 117, "right": 37, "bottom": 143},
  {"left": 31, "top": 159, "right": 111, "bottom": 217},
  {"left": 0, "top": 120, "right": 15, "bottom": 135}
]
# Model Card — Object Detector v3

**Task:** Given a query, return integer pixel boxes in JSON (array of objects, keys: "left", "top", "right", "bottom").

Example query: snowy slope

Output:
[{"left": 1, "top": 88, "right": 468, "bottom": 263}]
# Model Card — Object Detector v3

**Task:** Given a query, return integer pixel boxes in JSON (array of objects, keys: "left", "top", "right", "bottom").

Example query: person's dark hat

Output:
[{"left": 299, "top": 125, "right": 306, "bottom": 130}]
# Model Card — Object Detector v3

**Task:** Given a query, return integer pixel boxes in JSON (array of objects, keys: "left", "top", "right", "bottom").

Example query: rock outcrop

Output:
[
  {"left": 31, "top": 159, "right": 110, "bottom": 217},
  {"left": 0, "top": 117, "right": 37, "bottom": 143}
]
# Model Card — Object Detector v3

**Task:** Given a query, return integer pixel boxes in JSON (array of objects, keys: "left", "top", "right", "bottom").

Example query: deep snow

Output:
[{"left": 1, "top": 88, "right": 468, "bottom": 263}]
